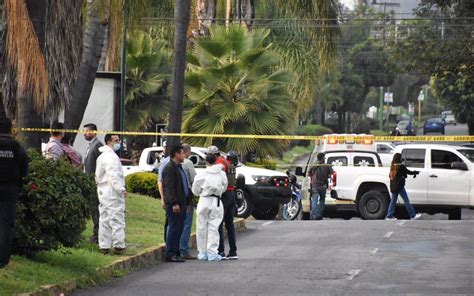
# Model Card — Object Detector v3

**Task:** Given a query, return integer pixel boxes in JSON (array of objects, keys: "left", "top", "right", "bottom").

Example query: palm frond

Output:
[{"left": 5, "top": 0, "right": 49, "bottom": 113}]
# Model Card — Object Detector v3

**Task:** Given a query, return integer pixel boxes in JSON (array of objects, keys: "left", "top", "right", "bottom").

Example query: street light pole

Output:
[{"left": 379, "top": 86, "right": 384, "bottom": 131}]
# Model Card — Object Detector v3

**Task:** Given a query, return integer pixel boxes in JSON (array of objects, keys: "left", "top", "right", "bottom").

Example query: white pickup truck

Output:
[
  {"left": 328, "top": 144, "right": 474, "bottom": 220},
  {"left": 123, "top": 146, "right": 291, "bottom": 220}
]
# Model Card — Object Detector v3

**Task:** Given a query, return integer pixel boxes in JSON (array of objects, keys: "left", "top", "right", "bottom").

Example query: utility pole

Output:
[{"left": 379, "top": 86, "right": 384, "bottom": 131}]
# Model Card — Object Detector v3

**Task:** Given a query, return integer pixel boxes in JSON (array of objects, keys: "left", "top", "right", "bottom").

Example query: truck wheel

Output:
[
  {"left": 234, "top": 189, "right": 253, "bottom": 219},
  {"left": 252, "top": 205, "right": 280, "bottom": 220},
  {"left": 358, "top": 190, "right": 389, "bottom": 220},
  {"left": 448, "top": 208, "right": 462, "bottom": 220}
]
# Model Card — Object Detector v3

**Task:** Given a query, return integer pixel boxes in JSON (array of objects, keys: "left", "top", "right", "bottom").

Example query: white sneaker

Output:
[
  {"left": 411, "top": 213, "right": 422, "bottom": 220},
  {"left": 385, "top": 217, "right": 397, "bottom": 221}
]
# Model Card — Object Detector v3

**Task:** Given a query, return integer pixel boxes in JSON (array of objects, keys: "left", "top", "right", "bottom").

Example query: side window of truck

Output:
[
  {"left": 431, "top": 150, "right": 463, "bottom": 170},
  {"left": 377, "top": 144, "right": 393, "bottom": 154},
  {"left": 327, "top": 156, "right": 348, "bottom": 167},
  {"left": 401, "top": 149, "right": 426, "bottom": 168},
  {"left": 354, "top": 156, "right": 375, "bottom": 167},
  {"left": 190, "top": 152, "right": 206, "bottom": 169}
]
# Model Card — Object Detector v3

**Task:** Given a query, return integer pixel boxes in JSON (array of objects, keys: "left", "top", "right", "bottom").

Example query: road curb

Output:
[{"left": 19, "top": 218, "right": 247, "bottom": 296}]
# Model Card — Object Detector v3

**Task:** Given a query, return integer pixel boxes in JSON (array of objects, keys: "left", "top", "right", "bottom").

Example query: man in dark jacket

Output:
[
  {"left": 310, "top": 152, "right": 333, "bottom": 220},
  {"left": 0, "top": 118, "right": 28, "bottom": 268},
  {"left": 83, "top": 123, "right": 103, "bottom": 244},
  {"left": 162, "top": 144, "right": 189, "bottom": 262}
]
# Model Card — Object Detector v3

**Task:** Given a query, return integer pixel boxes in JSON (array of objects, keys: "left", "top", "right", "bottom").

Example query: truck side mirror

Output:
[
  {"left": 451, "top": 161, "right": 468, "bottom": 171},
  {"left": 295, "top": 167, "right": 304, "bottom": 176}
]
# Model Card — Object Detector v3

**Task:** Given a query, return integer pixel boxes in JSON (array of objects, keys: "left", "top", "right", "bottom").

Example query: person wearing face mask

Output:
[{"left": 95, "top": 133, "right": 127, "bottom": 255}]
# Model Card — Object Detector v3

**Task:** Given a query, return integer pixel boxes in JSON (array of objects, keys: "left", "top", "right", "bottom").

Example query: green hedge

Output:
[
  {"left": 14, "top": 151, "right": 94, "bottom": 257},
  {"left": 246, "top": 159, "right": 277, "bottom": 170},
  {"left": 294, "top": 124, "right": 333, "bottom": 147},
  {"left": 125, "top": 172, "right": 160, "bottom": 198}
]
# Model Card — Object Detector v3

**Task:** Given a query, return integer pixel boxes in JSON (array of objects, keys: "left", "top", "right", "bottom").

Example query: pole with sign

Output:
[
  {"left": 379, "top": 87, "right": 384, "bottom": 130},
  {"left": 417, "top": 90, "right": 424, "bottom": 122},
  {"left": 384, "top": 91, "right": 393, "bottom": 130}
]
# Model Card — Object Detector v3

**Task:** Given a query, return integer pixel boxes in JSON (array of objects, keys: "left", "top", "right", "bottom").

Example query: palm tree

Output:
[
  {"left": 183, "top": 25, "right": 294, "bottom": 158},
  {"left": 0, "top": 0, "right": 6, "bottom": 119},
  {"left": 167, "top": 0, "right": 192, "bottom": 151},
  {"left": 125, "top": 29, "right": 171, "bottom": 131},
  {"left": 65, "top": 0, "right": 151, "bottom": 135},
  {"left": 1, "top": 0, "right": 152, "bottom": 147}
]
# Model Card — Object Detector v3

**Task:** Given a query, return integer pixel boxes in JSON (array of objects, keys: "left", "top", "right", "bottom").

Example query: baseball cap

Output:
[{"left": 207, "top": 145, "right": 219, "bottom": 154}]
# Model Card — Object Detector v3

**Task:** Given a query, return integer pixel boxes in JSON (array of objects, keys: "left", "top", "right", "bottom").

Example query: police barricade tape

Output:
[
  {"left": 21, "top": 128, "right": 473, "bottom": 169},
  {"left": 18, "top": 127, "right": 474, "bottom": 142}
]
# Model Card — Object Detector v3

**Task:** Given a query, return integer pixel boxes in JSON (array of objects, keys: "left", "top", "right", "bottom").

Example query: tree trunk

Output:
[
  {"left": 16, "top": 0, "right": 46, "bottom": 149},
  {"left": 346, "top": 112, "right": 352, "bottom": 133},
  {"left": 468, "top": 120, "right": 473, "bottom": 136},
  {"left": 225, "top": 0, "right": 232, "bottom": 27},
  {"left": 314, "top": 98, "right": 322, "bottom": 125},
  {"left": 64, "top": 1, "right": 106, "bottom": 137},
  {"left": 238, "top": 0, "right": 254, "bottom": 28},
  {"left": 337, "top": 107, "right": 343, "bottom": 132},
  {"left": 196, "top": 0, "right": 216, "bottom": 35},
  {"left": 321, "top": 105, "right": 326, "bottom": 126},
  {"left": 0, "top": 0, "right": 7, "bottom": 120},
  {"left": 167, "top": 0, "right": 192, "bottom": 153}
]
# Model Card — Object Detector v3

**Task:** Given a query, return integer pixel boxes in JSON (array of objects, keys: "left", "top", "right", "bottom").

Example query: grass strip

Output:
[{"left": 0, "top": 194, "right": 169, "bottom": 296}]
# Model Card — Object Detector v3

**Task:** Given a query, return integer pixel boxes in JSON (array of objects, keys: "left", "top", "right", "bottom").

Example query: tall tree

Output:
[
  {"left": 394, "top": 0, "right": 473, "bottom": 134},
  {"left": 125, "top": 29, "right": 171, "bottom": 131},
  {"left": 167, "top": 0, "right": 192, "bottom": 151},
  {"left": 0, "top": 0, "right": 6, "bottom": 119},
  {"left": 64, "top": 1, "right": 106, "bottom": 134},
  {"left": 183, "top": 26, "right": 294, "bottom": 158},
  {"left": 65, "top": 0, "right": 151, "bottom": 135}
]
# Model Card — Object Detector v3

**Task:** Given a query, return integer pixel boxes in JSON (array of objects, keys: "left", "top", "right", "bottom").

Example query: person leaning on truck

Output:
[{"left": 309, "top": 152, "right": 333, "bottom": 220}]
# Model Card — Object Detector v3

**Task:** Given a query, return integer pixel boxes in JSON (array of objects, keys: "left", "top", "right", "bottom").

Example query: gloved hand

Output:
[{"left": 413, "top": 171, "right": 420, "bottom": 178}]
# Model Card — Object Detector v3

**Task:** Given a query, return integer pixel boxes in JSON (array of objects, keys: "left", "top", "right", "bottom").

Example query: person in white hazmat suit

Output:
[
  {"left": 95, "top": 134, "right": 127, "bottom": 255},
  {"left": 192, "top": 153, "right": 228, "bottom": 261}
]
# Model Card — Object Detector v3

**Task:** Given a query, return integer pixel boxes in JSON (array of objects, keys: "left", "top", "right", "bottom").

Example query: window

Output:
[
  {"left": 431, "top": 150, "right": 463, "bottom": 170},
  {"left": 147, "top": 151, "right": 163, "bottom": 165},
  {"left": 458, "top": 149, "right": 474, "bottom": 163},
  {"left": 354, "top": 156, "right": 375, "bottom": 167},
  {"left": 401, "top": 149, "right": 425, "bottom": 168},
  {"left": 327, "top": 156, "right": 348, "bottom": 167},
  {"left": 190, "top": 152, "right": 206, "bottom": 169},
  {"left": 377, "top": 144, "right": 393, "bottom": 154}
]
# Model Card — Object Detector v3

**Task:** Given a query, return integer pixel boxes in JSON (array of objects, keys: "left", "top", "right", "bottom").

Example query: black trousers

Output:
[
  {"left": 218, "top": 190, "right": 237, "bottom": 254},
  {"left": 0, "top": 186, "right": 19, "bottom": 268},
  {"left": 90, "top": 194, "right": 100, "bottom": 240}
]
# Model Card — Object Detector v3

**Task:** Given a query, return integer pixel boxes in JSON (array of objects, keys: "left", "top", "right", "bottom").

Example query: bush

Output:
[
  {"left": 125, "top": 172, "right": 160, "bottom": 198},
  {"left": 294, "top": 124, "right": 333, "bottom": 147},
  {"left": 14, "top": 151, "right": 94, "bottom": 257}
]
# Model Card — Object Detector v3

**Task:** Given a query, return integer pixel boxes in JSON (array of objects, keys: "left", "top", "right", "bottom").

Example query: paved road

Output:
[{"left": 75, "top": 219, "right": 474, "bottom": 296}]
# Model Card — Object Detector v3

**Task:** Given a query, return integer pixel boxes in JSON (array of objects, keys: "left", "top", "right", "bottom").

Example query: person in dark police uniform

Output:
[{"left": 0, "top": 117, "right": 28, "bottom": 268}]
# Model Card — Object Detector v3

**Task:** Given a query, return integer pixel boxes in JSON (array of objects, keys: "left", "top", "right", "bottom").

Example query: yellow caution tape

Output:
[{"left": 18, "top": 127, "right": 474, "bottom": 142}]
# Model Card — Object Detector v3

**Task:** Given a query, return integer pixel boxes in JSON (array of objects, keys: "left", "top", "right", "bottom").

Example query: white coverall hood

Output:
[
  {"left": 192, "top": 164, "right": 228, "bottom": 261},
  {"left": 95, "top": 145, "right": 126, "bottom": 249}
]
